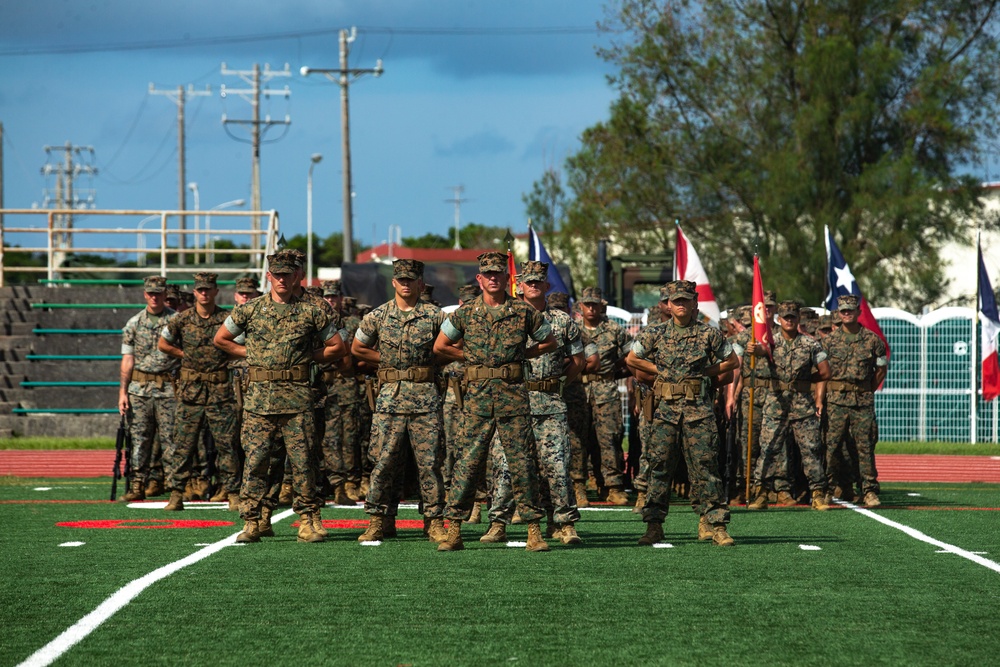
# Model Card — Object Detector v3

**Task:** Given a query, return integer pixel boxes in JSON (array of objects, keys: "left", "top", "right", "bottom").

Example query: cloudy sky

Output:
[{"left": 0, "top": 1, "right": 618, "bottom": 259}]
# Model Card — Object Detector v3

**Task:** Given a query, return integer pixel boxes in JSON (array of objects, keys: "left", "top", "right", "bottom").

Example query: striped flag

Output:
[
  {"left": 528, "top": 225, "right": 571, "bottom": 296},
  {"left": 979, "top": 239, "right": 1000, "bottom": 401},
  {"left": 824, "top": 226, "right": 890, "bottom": 360},
  {"left": 674, "top": 221, "right": 721, "bottom": 323}
]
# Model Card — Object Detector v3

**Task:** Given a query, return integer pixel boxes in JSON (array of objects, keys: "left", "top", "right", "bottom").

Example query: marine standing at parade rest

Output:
[
  {"left": 352, "top": 259, "right": 449, "bottom": 543},
  {"left": 822, "top": 294, "right": 888, "bottom": 508},
  {"left": 481, "top": 261, "right": 585, "bottom": 546},
  {"left": 118, "top": 276, "right": 179, "bottom": 501},
  {"left": 626, "top": 280, "right": 740, "bottom": 546},
  {"left": 745, "top": 301, "right": 832, "bottom": 510},
  {"left": 213, "top": 252, "right": 346, "bottom": 544},
  {"left": 578, "top": 286, "right": 632, "bottom": 505},
  {"left": 157, "top": 272, "right": 240, "bottom": 511},
  {"left": 433, "top": 251, "right": 558, "bottom": 552}
]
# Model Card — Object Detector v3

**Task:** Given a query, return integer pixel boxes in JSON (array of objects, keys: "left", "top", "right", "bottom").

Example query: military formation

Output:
[{"left": 117, "top": 251, "right": 888, "bottom": 549}]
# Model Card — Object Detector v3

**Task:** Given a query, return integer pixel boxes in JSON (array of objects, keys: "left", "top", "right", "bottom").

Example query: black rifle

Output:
[
  {"left": 111, "top": 414, "right": 132, "bottom": 501},
  {"left": 203, "top": 424, "right": 218, "bottom": 483}
]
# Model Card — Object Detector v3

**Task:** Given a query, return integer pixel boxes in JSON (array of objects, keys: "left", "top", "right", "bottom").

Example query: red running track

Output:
[{"left": 2, "top": 450, "right": 1000, "bottom": 483}]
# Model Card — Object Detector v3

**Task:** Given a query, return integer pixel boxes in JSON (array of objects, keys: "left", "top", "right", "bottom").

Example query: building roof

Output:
[{"left": 354, "top": 244, "right": 491, "bottom": 264}]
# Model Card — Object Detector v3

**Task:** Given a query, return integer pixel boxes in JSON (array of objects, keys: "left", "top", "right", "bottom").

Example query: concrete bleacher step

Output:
[
  {"left": 17, "top": 387, "right": 117, "bottom": 410},
  {"left": 1, "top": 323, "right": 36, "bottom": 336},
  {"left": 0, "top": 336, "right": 35, "bottom": 352},
  {"left": 0, "top": 402, "right": 16, "bottom": 415},
  {"left": 0, "top": 428, "right": 13, "bottom": 439}
]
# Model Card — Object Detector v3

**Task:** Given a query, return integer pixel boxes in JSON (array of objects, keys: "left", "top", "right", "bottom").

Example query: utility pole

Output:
[
  {"left": 41, "top": 142, "right": 97, "bottom": 270},
  {"left": 445, "top": 185, "right": 468, "bottom": 250},
  {"left": 301, "top": 27, "right": 383, "bottom": 264},
  {"left": 149, "top": 83, "right": 211, "bottom": 266},
  {"left": 221, "top": 62, "right": 291, "bottom": 263}
]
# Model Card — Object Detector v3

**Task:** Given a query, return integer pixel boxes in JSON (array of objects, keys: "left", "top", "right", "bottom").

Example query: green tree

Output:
[
  {"left": 284, "top": 233, "right": 367, "bottom": 266},
  {"left": 563, "top": 0, "right": 1000, "bottom": 310}
]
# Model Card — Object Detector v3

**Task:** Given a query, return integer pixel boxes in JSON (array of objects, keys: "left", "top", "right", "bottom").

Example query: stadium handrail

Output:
[{"left": 21, "top": 381, "right": 119, "bottom": 387}]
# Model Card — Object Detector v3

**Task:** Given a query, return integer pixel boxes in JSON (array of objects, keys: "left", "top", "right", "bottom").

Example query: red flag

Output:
[
  {"left": 752, "top": 256, "right": 774, "bottom": 358},
  {"left": 674, "top": 222, "right": 721, "bottom": 323},
  {"left": 507, "top": 249, "right": 517, "bottom": 297}
]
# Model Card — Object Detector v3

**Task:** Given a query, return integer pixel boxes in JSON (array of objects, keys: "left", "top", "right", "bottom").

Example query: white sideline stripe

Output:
[
  {"left": 18, "top": 509, "right": 295, "bottom": 667},
  {"left": 835, "top": 500, "right": 1000, "bottom": 574}
]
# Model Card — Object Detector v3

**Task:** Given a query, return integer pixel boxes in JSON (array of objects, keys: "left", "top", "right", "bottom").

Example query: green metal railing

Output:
[
  {"left": 25, "top": 354, "right": 121, "bottom": 361},
  {"left": 39, "top": 279, "right": 238, "bottom": 286},
  {"left": 12, "top": 408, "right": 118, "bottom": 414},
  {"left": 33, "top": 329, "right": 120, "bottom": 335},
  {"left": 30, "top": 303, "right": 233, "bottom": 309},
  {"left": 21, "top": 381, "right": 118, "bottom": 387}
]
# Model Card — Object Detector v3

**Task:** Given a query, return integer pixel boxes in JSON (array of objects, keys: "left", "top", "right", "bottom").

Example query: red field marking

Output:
[
  {"left": 57, "top": 519, "right": 235, "bottom": 529},
  {"left": 292, "top": 519, "right": 428, "bottom": 530},
  {"left": 0, "top": 499, "right": 113, "bottom": 504}
]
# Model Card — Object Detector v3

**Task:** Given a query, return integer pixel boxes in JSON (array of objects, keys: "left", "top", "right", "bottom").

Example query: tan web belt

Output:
[
  {"left": 653, "top": 379, "right": 703, "bottom": 401},
  {"left": 376, "top": 366, "right": 435, "bottom": 383},
  {"left": 179, "top": 368, "right": 229, "bottom": 383},
  {"left": 322, "top": 368, "right": 357, "bottom": 382},
  {"left": 580, "top": 372, "right": 614, "bottom": 384},
  {"left": 526, "top": 377, "right": 561, "bottom": 393},
  {"left": 465, "top": 363, "right": 523, "bottom": 383},
  {"left": 247, "top": 365, "right": 309, "bottom": 383},
  {"left": 827, "top": 379, "right": 873, "bottom": 392},
  {"left": 133, "top": 369, "right": 173, "bottom": 389}
]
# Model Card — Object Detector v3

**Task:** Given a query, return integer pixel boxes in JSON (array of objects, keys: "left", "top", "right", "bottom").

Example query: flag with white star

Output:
[{"left": 824, "top": 226, "right": 891, "bottom": 361}]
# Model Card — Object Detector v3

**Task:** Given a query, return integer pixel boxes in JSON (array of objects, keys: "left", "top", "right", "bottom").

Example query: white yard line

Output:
[
  {"left": 835, "top": 500, "right": 1000, "bottom": 574},
  {"left": 17, "top": 509, "right": 295, "bottom": 667}
]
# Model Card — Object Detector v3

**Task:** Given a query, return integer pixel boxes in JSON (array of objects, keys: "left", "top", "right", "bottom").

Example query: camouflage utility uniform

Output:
[{"left": 162, "top": 303, "right": 239, "bottom": 496}]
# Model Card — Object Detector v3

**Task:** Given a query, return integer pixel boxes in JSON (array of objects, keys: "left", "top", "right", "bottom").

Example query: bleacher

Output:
[{"left": 0, "top": 283, "right": 235, "bottom": 438}]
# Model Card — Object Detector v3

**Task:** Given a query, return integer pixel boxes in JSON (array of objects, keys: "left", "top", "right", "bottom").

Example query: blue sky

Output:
[{"left": 0, "top": 1, "right": 617, "bottom": 257}]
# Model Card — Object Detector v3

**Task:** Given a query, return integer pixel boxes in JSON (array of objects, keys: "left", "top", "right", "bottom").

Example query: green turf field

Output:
[{"left": 1, "top": 480, "right": 998, "bottom": 666}]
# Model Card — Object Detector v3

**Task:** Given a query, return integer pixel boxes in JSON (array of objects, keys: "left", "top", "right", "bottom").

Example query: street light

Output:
[
  {"left": 205, "top": 199, "right": 246, "bottom": 264},
  {"left": 307, "top": 153, "right": 323, "bottom": 284},
  {"left": 187, "top": 182, "right": 199, "bottom": 264},
  {"left": 136, "top": 214, "right": 161, "bottom": 267}
]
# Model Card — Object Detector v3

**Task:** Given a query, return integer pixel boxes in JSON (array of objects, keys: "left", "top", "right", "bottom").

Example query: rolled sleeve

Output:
[
  {"left": 160, "top": 326, "right": 175, "bottom": 344},
  {"left": 441, "top": 317, "right": 463, "bottom": 342},
  {"left": 355, "top": 328, "right": 376, "bottom": 347},
  {"left": 224, "top": 315, "right": 244, "bottom": 336},
  {"left": 529, "top": 320, "right": 552, "bottom": 343}
]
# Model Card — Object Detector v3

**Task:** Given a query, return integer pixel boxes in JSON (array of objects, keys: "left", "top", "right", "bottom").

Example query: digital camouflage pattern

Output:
[
  {"left": 128, "top": 395, "right": 175, "bottom": 484},
  {"left": 580, "top": 317, "right": 630, "bottom": 488},
  {"left": 224, "top": 293, "right": 339, "bottom": 415},
  {"left": 632, "top": 318, "right": 733, "bottom": 524},
  {"left": 240, "top": 411, "right": 321, "bottom": 519},
  {"left": 441, "top": 294, "right": 551, "bottom": 417},
  {"left": 122, "top": 308, "right": 179, "bottom": 397},
  {"left": 161, "top": 305, "right": 239, "bottom": 493},
  {"left": 823, "top": 327, "right": 888, "bottom": 496},
  {"left": 320, "top": 308, "right": 362, "bottom": 487},
  {"left": 580, "top": 318, "right": 630, "bottom": 404},
  {"left": 563, "top": 380, "right": 590, "bottom": 484},
  {"left": 356, "top": 300, "right": 444, "bottom": 414},
  {"left": 357, "top": 299, "right": 446, "bottom": 518},
  {"left": 526, "top": 307, "right": 584, "bottom": 415},
  {"left": 441, "top": 294, "right": 549, "bottom": 522},
  {"left": 755, "top": 333, "right": 828, "bottom": 493}
]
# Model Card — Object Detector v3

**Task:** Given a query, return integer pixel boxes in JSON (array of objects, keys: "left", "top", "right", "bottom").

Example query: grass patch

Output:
[{"left": 1, "top": 480, "right": 998, "bottom": 666}]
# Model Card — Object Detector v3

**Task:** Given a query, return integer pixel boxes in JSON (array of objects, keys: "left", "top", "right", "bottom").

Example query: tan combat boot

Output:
[
  {"left": 712, "top": 523, "right": 735, "bottom": 547},
  {"left": 632, "top": 491, "right": 647, "bottom": 514},
  {"left": 776, "top": 491, "right": 797, "bottom": 507},
  {"left": 573, "top": 481, "right": 590, "bottom": 509},
  {"left": 358, "top": 515, "right": 384, "bottom": 542},
  {"left": 121, "top": 479, "right": 145, "bottom": 502},
  {"left": 195, "top": 477, "right": 211, "bottom": 500},
  {"left": 466, "top": 501, "right": 483, "bottom": 524},
  {"left": 559, "top": 523, "right": 583, "bottom": 546},
  {"left": 227, "top": 492, "right": 239, "bottom": 512},
  {"left": 811, "top": 490, "right": 831, "bottom": 511},
  {"left": 863, "top": 491, "right": 881, "bottom": 508},
  {"left": 344, "top": 481, "right": 362, "bottom": 502},
  {"left": 163, "top": 490, "right": 185, "bottom": 511},
  {"left": 182, "top": 479, "right": 197, "bottom": 502},
  {"left": 259, "top": 506, "right": 276, "bottom": 537},
  {"left": 479, "top": 521, "right": 507, "bottom": 543},
  {"left": 333, "top": 483, "right": 353, "bottom": 505},
  {"left": 209, "top": 485, "right": 229, "bottom": 502},
  {"left": 145, "top": 479, "right": 164, "bottom": 497},
  {"left": 526, "top": 522, "right": 550, "bottom": 552},
  {"left": 545, "top": 512, "right": 558, "bottom": 538},
  {"left": 748, "top": 489, "right": 769, "bottom": 511},
  {"left": 427, "top": 518, "right": 448, "bottom": 544},
  {"left": 312, "top": 509, "right": 328, "bottom": 537},
  {"left": 586, "top": 476, "right": 598, "bottom": 492},
  {"left": 437, "top": 519, "right": 464, "bottom": 551},
  {"left": 637, "top": 521, "right": 664, "bottom": 546},
  {"left": 296, "top": 513, "right": 325, "bottom": 543},
  {"left": 359, "top": 476, "right": 370, "bottom": 499},
  {"left": 277, "top": 483, "right": 293, "bottom": 507},
  {"left": 511, "top": 510, "right": 523, "bottom": 524},
  {"left": 606, "top": 487, "right": 629, "bottom": 506},
  {"left": 383, "top": 515, "right": 397, "bottom": 538},
  {"left": 697, "top": 515, "right": 713, "bottom": 541},
  {"left": 236, "top": 519, "right": 261, "bottom": 543}
]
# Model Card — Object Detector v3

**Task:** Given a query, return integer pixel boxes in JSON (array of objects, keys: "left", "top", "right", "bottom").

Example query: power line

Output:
[{"left": 0, "top": 26, "right": 599, "bottom": 57}]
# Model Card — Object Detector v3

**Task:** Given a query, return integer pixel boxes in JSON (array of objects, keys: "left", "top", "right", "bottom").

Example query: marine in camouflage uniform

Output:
[
  {"left": 158, "top": 272, "right": 239, "bottom": 510},
  {"left": 746, "top": 301, "right": 831, "bottom": 510},
  {"left": 823, "top": 294, "right": 888, "bottom": 508},
  {"left": 484, "top": 262, "right": 585, "bottom": 545},
  {"left": 352, "top": 260, "right": 448, "bottom": 543},
  {"left": 728, "top": 291, "right": 792, "bottom": 503},
  {"left": 626, "top": 280, "right": 739, "bottom": 546},
  {"left": 433, "top": 252, "right": 557, "bottom": 552},
  {"left": 629, "top": 299, "right": 672, "bottom": 510},
  {"left": 578, "top": 286, "right": 631, "bottom": 504},
  {"left": 117, "top": 276, "right": 179, "bottom": 501},
  {"left": 318, "top": 280, "right": 364, "bottom": 504},
  {"left": 214, "top": 252, "right": 345, "bottom": 543}
]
